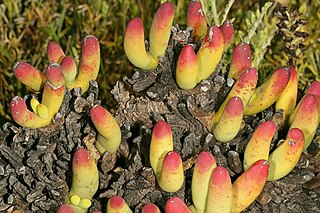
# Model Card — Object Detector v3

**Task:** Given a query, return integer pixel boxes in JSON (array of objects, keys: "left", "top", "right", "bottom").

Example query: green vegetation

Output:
[{"left": 0, "top": 0, "right": 319, "bottom": 124}]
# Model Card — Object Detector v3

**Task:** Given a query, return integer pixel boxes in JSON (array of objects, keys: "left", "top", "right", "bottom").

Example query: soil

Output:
[{"left": 0, "top": 25, "right": 319, "bottom": 213}]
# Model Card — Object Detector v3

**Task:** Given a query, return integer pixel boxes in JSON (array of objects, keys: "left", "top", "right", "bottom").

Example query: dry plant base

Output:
[{"left": 0, "top": 26, "right": 319, "bottom": 212}]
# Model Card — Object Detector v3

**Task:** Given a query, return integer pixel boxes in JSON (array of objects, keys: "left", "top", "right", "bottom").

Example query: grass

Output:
[{"left": 0, "top": 0, "right": 319, "bottom": 124}]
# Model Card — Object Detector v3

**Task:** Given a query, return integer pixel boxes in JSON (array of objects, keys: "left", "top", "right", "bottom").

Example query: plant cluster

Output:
[
  {"left": 5, "top": 0, "right": 319, "bottom": 213},
  {"left": 8, "top": 35, "right": 121, "bottom": 212}
]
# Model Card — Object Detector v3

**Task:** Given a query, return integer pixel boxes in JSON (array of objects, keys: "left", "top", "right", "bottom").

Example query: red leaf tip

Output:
[
  {"left": 109, "top": 196, "right": 126, "bottom": 209},
  {"left": 73, "top": 148, "right": 92, "bottom": 167},
  {"left": 225, "top": 96, "right": 244, "bottom": 116},
  {"left": 195, "top": 151, "right": 216, "bottom": 173},
  {"left": 152, "top": 120, "right": 172, "bottom": 139},
  {"left": 163, "top": 151, "right": 182, "bottom": 170}
]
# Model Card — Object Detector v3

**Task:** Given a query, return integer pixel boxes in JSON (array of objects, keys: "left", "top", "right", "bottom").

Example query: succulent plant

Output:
[
  {"left": 288, "top": 94, "right": 318, "bottom": 151},
  {"left": 90, "top": 104, "right": 121, "bottom": 154},
  {"left": 123, "top": 2, "right": 174, "bottom": 70},
  {"left": 305, "top": 80, "right": 320, "bottom": 123},
  {"left": 219, "top": 20, "right": 235, "bottom": 50},
  {"left": 175, "top": 45, "right": 198, "bottom": 90},
  {"left": 10, "top": 63, "right": 66, "bottom": 128},
  {"left": 63, "top": 148, "right": 99, "bottom": 213},
  {"left": 244, "top": 67, "right": 290, "bottom": 115},
  {"left": 10, "top": 35, "right": 100, "bottom": 129},
  {"left": 47, "top": 40, "right": 65, "bottom": 64},
  {"left": 149, "top": 2, "right": 175, "bottom": 60},
  {"left": 191, "top": 151, "right": 217, "bottom": 212},
  {"left": 149, "top": 120, "right": 174, "bottom": 175},
  {"left": 228, "top": 42, "right": 252, "bottom": 80},
  {"left": 196, "top": 26, "right": 224, "bottom": 82},
  {"left": 96, "top": 154, "right": 268, "bottom": 213},
  {"left": 268, "top": 128, "right": 304, "bottom": 181},
  {"left": 157, "top": 150, "right": 184, "bottom": 193},
  {"left": 72, "top": 35, "right": 101, "bottom": 93},
  {"left": 213, "top": 67, "right": 258, "bottom": 123},
  {"left": 186, "top": 0, "right": 208, "bottom": 42},
  {"left": 123, "top": 18, "right": 158, "bottom": 70},
  {"left": 243, "top": 121, "right": 277, "bottom": 170},
  {"left": 212, "top": 96, "right": 244, "bottom": 142},
  {"left": 232, "top": 160, "right": 269, "bottom": 212},
  {"left": 13, "top": 62, "right": 46, "bottom": 92},
  {"left": 60, "top": 56, "right": 78, "bottom": 88},
  {"left": 3, "top": 1, "right": 319, "bottom": 213},
  {"left": 57, "top": 204, "right": 75, "bottom": 213},
  {"left": 149, "top": 120, "right": 184, "bottom": 192},
  {"left": 205, "top": 166, "right": 233, "bottom": 213},
  {"left": 275, "top": 66, "right": 298, "bottom": 124}
]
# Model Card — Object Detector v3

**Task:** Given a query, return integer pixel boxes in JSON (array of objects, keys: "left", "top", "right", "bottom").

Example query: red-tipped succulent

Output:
[
  {"left": 123, "top": 18, "right": 158, "bottom": 70},
  {"left": 232, "top": 160, "right": 269, "bottom": 212},
  {"left": 124, "top": 2, "right": 174, "bottom": 70},
  {"left": 176, "top": 45, "right": 198, "bottom": 90},
  {"left": 244, "top": 67, "right": 290, "bottom": 115},
  {"left": 212, "top": 96, "right": 244, "bottom": 142},
  {"left": 149, "top": 2, "right": 174, "bottom": 59},
  {"left": 90, "top": 104, "right": 122, "bottom": 154},
  {"left": 150, "top": 120, "right": 174, "bottom": 175},
  {"left": 46, "top": 63, "right": 66, "bottom": 87},
  {"left": 60, "top": 56, "right": 77, "bottom": 88},
  {"left": 11, "top": 2, "right": 320, "bottom": 213},
  {"left": 158, "top": 150, "right": 184, "bottom": 193},
  {"left": 197, "top": 26, "right": 224, "bottom": 82},
  {"left": 56, "top": 204, "right": 75, "bottom": 213},
  {"left": 187, "top": 0, "right": 208, "bottom": 41},
  {"left": 47, "top": 40, "right": 65, "bottom": 63},
  {"left": 275, "top": 66, "right": 298, "bottom": 123},
  {"left": 205, "top": 166, "right": 233, "bottom": 213},
  {"left": 228, "top": 42, "right": 252, "bottom": 80},
  {"left": 41, "top": 64, "right": 66, "bottom": 118},
  {"left": 192, "top": 151, "right": 217, "bottom": 212},
  {"left": 150, "top": 120, "right": 184, "bottom": 192},
  {"left": 13, "top": 62, "right": 46, "bottom": 92},
  {"left": 73, "top": 35, "right": 100, "bottom": 93},
  {"left": 306, "top": 80, "right": 320, "bottom": 101},
  {"left": 66, "top": 148, "right": 99, "bottom": 213},
  {"left": 45, "top": 35, "right": 101, "bottom": 93},
  {"left": 10, "top": 96, "right": 52, "bottom": 128},
  {"left": 289, "top": 94, "right": 318, "bottom": 151},
  {"left": 212, "top": 67, "right": 258, "bottom": 125},
  {"left": 219, "top": 20, "right": 235, "bottom": 50},
  {"left": 305, "top": 80, "right": 320, "bottom": 124},
  {"left": 268, "top": 128, "right": 304, "bottom": 181},
  {"left": 11, "top": 35, "right": 101, "bottom": 129},
  {"left": 244, "top": 121, "right": 277, "bottom": 170},
  {"left": 10, "top": 63, "right": 66, "bottom": 128}
]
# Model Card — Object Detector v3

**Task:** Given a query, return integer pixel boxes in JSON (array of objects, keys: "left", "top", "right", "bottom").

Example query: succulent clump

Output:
[{"left": 1, "top": 1, "right": 319, "bottom": 213}]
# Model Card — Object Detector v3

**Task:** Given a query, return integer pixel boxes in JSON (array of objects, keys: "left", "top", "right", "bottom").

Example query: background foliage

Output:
[{"left": 0, "top": 0, "right": 319, "bottom": 124}]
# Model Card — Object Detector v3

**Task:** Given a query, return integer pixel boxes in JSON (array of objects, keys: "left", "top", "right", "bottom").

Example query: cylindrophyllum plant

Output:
[
  {"left": 10, "top": 35, "right": 123, "bottom": 212},
  {"left": 149, "top": 120, "right": 184, "bottom": 193},
  {"left": 11, "top": 35, "right": 100, "bottom": 129},
  {"left": 7, "top": 0, "right": 319, "bottom": 212},
  {"left": 120, "top": 0, "right": 319, "bottom": 211},
  {"left": 57, "top": 148, "right": 99, "bottom": 213},
  {"left": 123, "top": 2, "right": 174, "bottom": 70}
]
